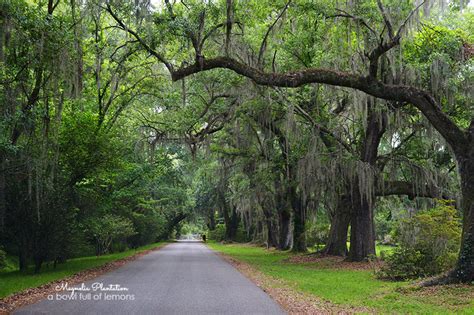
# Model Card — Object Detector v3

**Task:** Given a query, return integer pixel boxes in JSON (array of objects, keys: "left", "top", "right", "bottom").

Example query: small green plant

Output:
[{"left": 378, "top": 202, "right": 461, "bottom": 280}]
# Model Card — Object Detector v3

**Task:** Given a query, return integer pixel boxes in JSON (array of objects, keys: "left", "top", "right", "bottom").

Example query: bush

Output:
[
  {"left": 129, "top": 210, "right": 166, "bottom": 247},
  {"left": 208, "top": 224, "right": 226, "bottom": 241},
  {"left": 378, "top": 202, "right": 461, "bottom": 280},
  {"left": 85, "top": 214, "right": 136, "bottom": 255}
]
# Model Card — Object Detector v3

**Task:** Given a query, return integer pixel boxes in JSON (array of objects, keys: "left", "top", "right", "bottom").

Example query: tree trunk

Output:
[
  {"left": 290, "top": 186, "right": 307, "bottom": 252},
  {"left": 347, "top": 101, "right": 386, "bottom": 261},
  {"left": 452, "top": 147, "right": 474, "bottom": 282},
  {"left": 265, "top": 219, "right": 278, "bottom": 248},
  {"left": 218, "top": 188, "right": 238, "bottom": 241},
  {"left": 260, "top": 198, "right": 278, "bottom": 248},
  {"left": 19, "top": 242, "right": 28, "bottom": 272},
  {"left": 224, "top": 205, "right": 239, "bottom": 241},
  {"left": 34, "top": 257, "right": 43, "bottom": 274},
  {"left": 207, "top": 208, "right": 216, "bottom": 230},
  {"left": 158, "top": 213, "right": 187, "bottom": 241},
  {"left": 348, "top": 183, "right": 376, "bottom": 261},
  {"left": 278, "top": 209, "right": 291, "bottom": 250},
  {"left": 323, "top": 194, "right": 351, "bottom": 256}
]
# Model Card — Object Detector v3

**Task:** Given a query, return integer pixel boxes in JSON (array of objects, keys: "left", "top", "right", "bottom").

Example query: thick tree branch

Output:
[{"left": 169, "top": 56, "right": 467, "bottom": 155}]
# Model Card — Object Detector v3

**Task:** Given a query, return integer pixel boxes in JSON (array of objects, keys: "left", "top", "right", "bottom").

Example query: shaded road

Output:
[{"left": 15, "top": 241, "right": 285, "bottom": 315}]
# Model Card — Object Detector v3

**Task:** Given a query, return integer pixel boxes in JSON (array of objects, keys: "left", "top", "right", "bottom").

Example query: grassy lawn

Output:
[
  {"left": 0, "top": 242, "right": 166, "bottom": 299},
  {"left": 209, "top": 242, "right": 474, "bottom": 314}
]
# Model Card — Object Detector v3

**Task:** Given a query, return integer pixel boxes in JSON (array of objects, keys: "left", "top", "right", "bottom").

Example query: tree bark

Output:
[
  {"left": 348, "top": 183, "right": 376, "bottom": 261},
  {"left": 224, "top": 205, "right": 239, "bottom": 241},
  {"left": 323, "top": 194, "right": 351, "bottom": 256},
  {"left": 278, "top": 208, "right": 291, "bottom": 250},
  {"left": 452, "top": 144, "right": 474, "bottom": 282},
  {"left": 259, "top": 197, "right": 278, "bottom": 248},
  {"left": 289, "top": 185, "right": 307, "bottom": 252},
  {"left": 348, "top": 101, "right": 386, "bottom": 261},
  {"left": 207, "top": 208, "right": 216, "bottom": 230},
  {"left": 265, "top": 217, "right": 278, "bottom": 248}
]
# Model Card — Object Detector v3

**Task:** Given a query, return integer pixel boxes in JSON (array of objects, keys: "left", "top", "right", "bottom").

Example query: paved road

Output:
[{"left": 15, "top": 241, "right": 285, "bottom": 315}]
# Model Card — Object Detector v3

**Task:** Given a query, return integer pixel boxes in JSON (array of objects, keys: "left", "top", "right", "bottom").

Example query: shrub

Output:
[
  {"left": 208, "top": 224, "right": 226, "bottom": 241},
  {"left": 378, "top": 202, "right": 461, "bottom": 280},
  {"left": 85, "top": 214, "right": 136, "bottom": 255}
]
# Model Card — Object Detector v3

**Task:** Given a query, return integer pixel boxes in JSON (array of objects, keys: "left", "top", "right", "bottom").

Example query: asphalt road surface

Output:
[{"left": 15, "top": 241, "right": 285, "bottom": 315}]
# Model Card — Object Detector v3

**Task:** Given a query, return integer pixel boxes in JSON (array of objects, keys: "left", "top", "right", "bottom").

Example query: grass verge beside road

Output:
[{"left": 208, "top": 242, "right": 474, "bottom": 314}]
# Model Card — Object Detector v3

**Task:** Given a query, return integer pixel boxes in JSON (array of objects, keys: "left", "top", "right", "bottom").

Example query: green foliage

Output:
[
  {"left": 129, "top": 209, "right": 166, "bottom": 247},
  {"left": 208, "top": 224, "right": 226, "bottom": 241},
  {"left": 180, "top": 222, "right": 206, "bottom": 236},
  {"left": 405, "top": 23, "right": 466, "bottom": 64},
  {"left": 85, "top": 214, "right": 136, "bottom": 255},
  {"left": 379, "top": 202, "right": 462, "bottom": 280}
]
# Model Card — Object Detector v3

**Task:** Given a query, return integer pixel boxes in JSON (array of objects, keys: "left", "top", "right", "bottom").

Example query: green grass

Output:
[
  {"left": 0, "top": 242, "right": 166, "bottom": 299},
  {"left": 209, "top": 242, "right": 474, "bottom": 314}
]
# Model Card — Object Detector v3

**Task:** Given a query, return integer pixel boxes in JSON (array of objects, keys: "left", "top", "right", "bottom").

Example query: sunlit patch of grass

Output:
[{"left": 209, "top": 242, "right": 474, "bottom": 314}]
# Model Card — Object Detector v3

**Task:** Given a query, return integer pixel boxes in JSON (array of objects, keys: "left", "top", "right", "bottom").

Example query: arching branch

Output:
[{"left": 170, "top": 56, "right": 467, "bottom": 155}]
